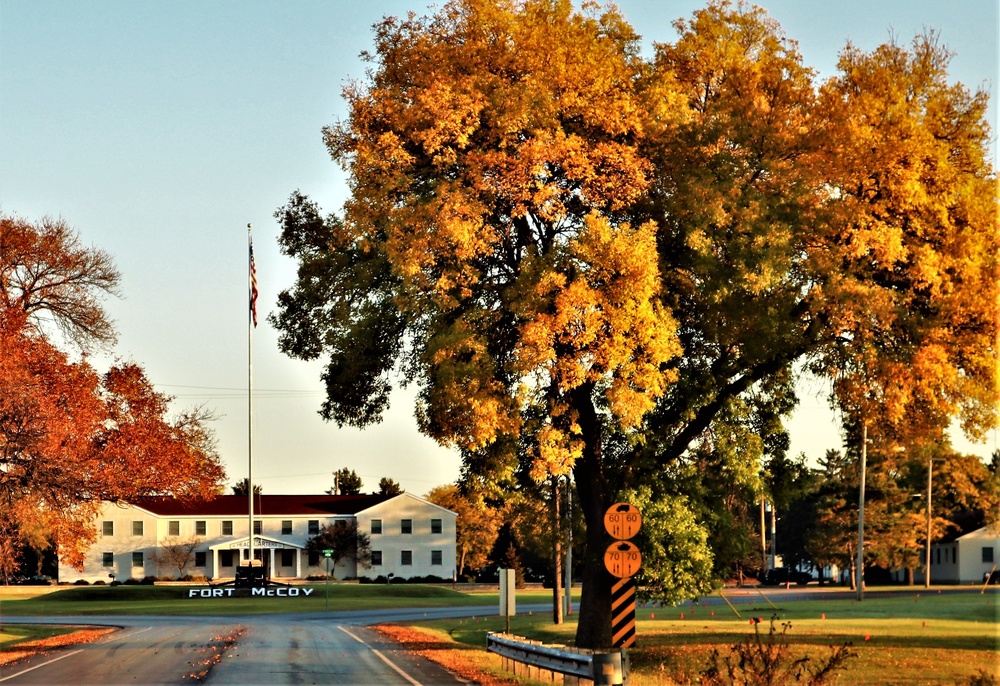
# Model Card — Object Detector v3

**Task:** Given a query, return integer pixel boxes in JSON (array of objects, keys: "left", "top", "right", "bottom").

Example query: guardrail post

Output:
[{"left": 591, "top": 651, "right": 624, "bottom": 686}]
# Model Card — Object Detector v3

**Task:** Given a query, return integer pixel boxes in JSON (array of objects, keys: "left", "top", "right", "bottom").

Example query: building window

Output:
[
  {"left": 102, "top": 552, "right": 114, "bottom": 568},
  {"left": 953, "top": 547, "right": 957, "bottom": 564},
  {"left": 401, "top": 519, "right": 412, "bottom": 535},
  {"left": 984, "top": 547, "right": 995, "bottom": 563},
  {"left": 253, "top": 520, "right": 262, "bottom": 535},
  {"left": 308, "top": 550, "right": 319, "bottom": 566},
  {"left": 220, "top": 551, "right": 234, "bottom": 567},
  {"left": 431, "top": 519, "right": 442, "bottom": 534},
  {"left": 195, "top": 521, "right": 207, "bottom": 536},
  {"left": 282, "top": 520, "right": 293, "bottom": 535},
  {"left": 280, "top": 550, "right": 294, "bottom": 566},
  {"left": 308, "top": 520, "right": 319, "bottom": 535},
  {"left": 431, "top": 550, "right": 443, "bottom": 566},
  {"left": 401, "top": 550, "right": 413, "bottom": 566},
  {"left": 936, "top": 548, "right": 940, "bottom": 564},
  {"left": 371, "top": 519, "right": 382, "bottom": 535},
  {"left": 168, "top": 520, "right": 180, "bottom": 536},
  {"left": 195, "top": 552, "right": 207, "bottom": 567},
  {"left": 132, "top": 552, "right": 143, "bottom": 568},
  {"left": 222, "top": 520, "right": 233, "bottom": 536},
  {"left": 132, "top": 521, "right": 144, "bottom": 536},
  {"left": 371, "top": 551, "right": 382, "bottom": 566},
  {"left": 102, "top": 521, "right": 114, "bottom": 537}
]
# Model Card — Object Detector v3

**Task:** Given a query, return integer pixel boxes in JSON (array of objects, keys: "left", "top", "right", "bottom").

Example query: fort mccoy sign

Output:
[{"left": 187, "top": 586, "right": 315, "bottom": 598}]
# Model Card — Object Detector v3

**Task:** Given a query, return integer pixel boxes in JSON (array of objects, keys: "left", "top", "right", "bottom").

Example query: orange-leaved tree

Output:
[
  {"left": 0, "top": 214, "right": 226, "bottom": 571},
  {"left": 274, "top": 0, "right": 679, "bottom": 645},
  {"left": 273, "top": 0, "right": 997, "bottom": 647}
]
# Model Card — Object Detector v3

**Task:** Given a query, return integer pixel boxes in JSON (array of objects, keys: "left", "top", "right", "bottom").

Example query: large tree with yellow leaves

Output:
[{"left": 273, "top": 0, "right": 997, "bottom": 648}]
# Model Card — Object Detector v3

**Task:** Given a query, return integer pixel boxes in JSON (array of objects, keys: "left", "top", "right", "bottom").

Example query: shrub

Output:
[
  {"left": 964, "top": 671, "right": 999, "bottom": 686},
  {"left": 699, "top": 615, "right": 855, "bottom": 686},
  {"left": 93, "top": 580, "right": 106, "bottom": 585},
  {"left": 73, "top": 579, "right": 90, "bottom": 586}
]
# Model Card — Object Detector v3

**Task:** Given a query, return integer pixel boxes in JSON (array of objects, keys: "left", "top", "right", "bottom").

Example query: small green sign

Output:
[{"left": 322, "top": 549, "right": 333, "bottom": 558}]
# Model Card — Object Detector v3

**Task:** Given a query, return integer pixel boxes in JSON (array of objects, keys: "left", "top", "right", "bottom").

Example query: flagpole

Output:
[{"left": 247, "top": 223, "right": 256, "bottom": 569}]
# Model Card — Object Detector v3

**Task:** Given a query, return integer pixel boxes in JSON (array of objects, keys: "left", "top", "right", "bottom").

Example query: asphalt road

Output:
[{"left": 1, "top": 605, "right": 552, "bottom": 686}]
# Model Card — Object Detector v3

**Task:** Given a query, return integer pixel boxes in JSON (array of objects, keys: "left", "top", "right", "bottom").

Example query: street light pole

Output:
[{"left": 856, "top": 421, "right": 867, "bottom": 601}]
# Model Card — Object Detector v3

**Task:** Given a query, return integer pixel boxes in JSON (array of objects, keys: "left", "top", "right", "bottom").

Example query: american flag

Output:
[{"left": 249, "top": 241, "right": 258, "bottom": 327}]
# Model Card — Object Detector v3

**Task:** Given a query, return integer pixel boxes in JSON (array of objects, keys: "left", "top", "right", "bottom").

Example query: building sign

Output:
[
  {"left": 228, "top": 537, "right": 288, "bottom": 549},
  {"left": 187, "top": 587, "right": 315, "bottom": 598}
]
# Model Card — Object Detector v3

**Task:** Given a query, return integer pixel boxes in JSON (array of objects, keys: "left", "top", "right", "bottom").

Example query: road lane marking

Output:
[
  {"left": 0, "top": 650, "right": 82, "bottom": 682},
  {"left": 338, "top": 626, "right": 422, "bottom": 686}
]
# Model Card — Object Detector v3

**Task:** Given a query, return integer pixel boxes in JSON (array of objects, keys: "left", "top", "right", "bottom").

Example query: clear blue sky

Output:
[{"left": 2, "top": 1, "right": 997, "bottom": 496}]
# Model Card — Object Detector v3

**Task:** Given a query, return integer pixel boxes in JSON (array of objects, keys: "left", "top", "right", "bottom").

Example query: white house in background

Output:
[
  {"left": 58, "top": 493, "right": 457, "bottom": 583},
  {"left": 912, "top": 526, "right": 999, "bottom": 584}
]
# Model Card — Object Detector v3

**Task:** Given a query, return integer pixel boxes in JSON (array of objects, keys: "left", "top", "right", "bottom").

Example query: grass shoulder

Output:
[{"left": 391, "top": 588, "right": 1000, "bottom": 686}]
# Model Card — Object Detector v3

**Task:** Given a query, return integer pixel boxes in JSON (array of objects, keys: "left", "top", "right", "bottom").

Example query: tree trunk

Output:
[{"left": 569, "top": 383, "right": 613, "bottom": 650}]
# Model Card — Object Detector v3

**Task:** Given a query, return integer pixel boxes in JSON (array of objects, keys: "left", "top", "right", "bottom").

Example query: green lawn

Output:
[
  {"left": 402, "top": 589, "right": 1000, "bottom": 685},
  {"left": 0, "top": 582, "right": 543, "bottom": 616}
]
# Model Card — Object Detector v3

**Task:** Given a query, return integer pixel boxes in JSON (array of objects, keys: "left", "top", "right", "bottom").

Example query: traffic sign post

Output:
[
  {"left": 611, "top": 577, "right": 636, "bottom": 648},
  {"left": 323, "top": 549, "right": 333, "bottom": 611},
  {"left": 604, "top": 503, "right": 641, "bottom": 651}
]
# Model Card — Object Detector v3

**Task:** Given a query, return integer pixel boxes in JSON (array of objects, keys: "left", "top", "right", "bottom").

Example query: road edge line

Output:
[
  {"left": 338, "top": 626, "right": 422, "bottom": 686},
  {"left": 0, "top": 649, "right": 82, "bottom": 682}
]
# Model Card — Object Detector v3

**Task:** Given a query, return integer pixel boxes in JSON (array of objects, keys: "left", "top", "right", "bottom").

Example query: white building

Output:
[
  {"left": 59, "top": 493, "right": 457, "bottom": 583},
  {"left": 915, "top": 526, "right": 999, "bottom": 584}
]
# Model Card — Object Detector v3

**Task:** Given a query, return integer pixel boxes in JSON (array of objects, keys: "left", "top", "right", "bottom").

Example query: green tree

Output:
[
  {"left": 328, "top": 468, "right": 363, "bottom": 495},
  {"left": 231, "top": 478, "right": 262, "bottom": 496},
  {"left": 273, "top": 0, "right": 998, "bottom": 647},
  {"left": 766, "top": 453, "right": 821, "bottom": 575},
  {"left": 307, "top": 520, "right": 372, "bottom": 574},
  {"left": 808, "top": 450, "right": 861, "bottom": 587},
  {"left": 622, "top": 485, "right": 715, "bottom": 605},
  {"left": 378, "top": 478, "right": 403, "bottom": 496}
]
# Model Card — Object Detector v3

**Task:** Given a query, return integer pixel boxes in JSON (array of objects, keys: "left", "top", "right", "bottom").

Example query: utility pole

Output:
[
  {"left": 760, "top": 497, "right": 767, "bottom": 571},
  {"left": 564, "top": 476, "right": 572, "bottom": 616},
  {"left": 552, "top": 475, "right": 563, "bottom": 625},
  {"left": 925, "top": 456, "right": 940, "bottom": 588},
  {"left": 856, "top": 421, "right": 867, "bottom": 601}
]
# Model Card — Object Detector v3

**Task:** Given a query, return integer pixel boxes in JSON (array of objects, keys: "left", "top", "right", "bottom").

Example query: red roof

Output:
[{"left": 128, "top": 494, "right": 395, "bottom": 517}]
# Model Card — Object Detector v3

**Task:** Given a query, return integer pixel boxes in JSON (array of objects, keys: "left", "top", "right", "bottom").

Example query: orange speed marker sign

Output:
[
  {"left": 604, "top": 541, "right": 642, "bottom": 578},
  {"left": 604, "top": 502, "right": 642, "bottom": 540}
]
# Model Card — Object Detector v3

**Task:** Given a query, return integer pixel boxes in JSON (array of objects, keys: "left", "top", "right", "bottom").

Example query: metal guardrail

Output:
[
  {"left": 486, "top": 632, "right": 625, "bottom": 684},
  {"left": 487, "top": 632, "right": 593, "bottom": 679}
]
